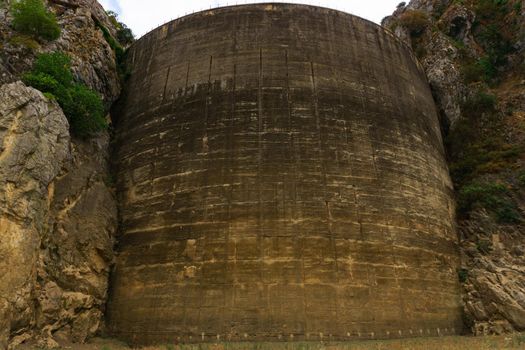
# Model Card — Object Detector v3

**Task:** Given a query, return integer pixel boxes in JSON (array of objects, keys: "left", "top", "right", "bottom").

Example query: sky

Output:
[{"left": 98, "top": 0, "right": 403, "bottom": 38}]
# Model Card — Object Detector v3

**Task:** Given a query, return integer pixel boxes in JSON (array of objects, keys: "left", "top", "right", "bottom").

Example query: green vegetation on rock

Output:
[
  {"left": 62, "top": 83, "right": 106, "bottom": 137},
  {"left": 458, "top": 181, "right": 521, "bottom": 224},
  {"left": 447, "top": 86, "right": 523, "bottom": 224},
  {"left": 8, "top": 34, "right": 40, "bottom": 50},
  {"left": 95, "top": 19, "right": 130, "bottom": 81},
  {"left": 457, "top": 268, "right": 469, "bottom": 283},
  {"left": 10, "top": 0, "right": 60, "bottom": 41},
  {"left": 107, "top": 10, "right": 135, "bottom": 46},
  {"left": 31, "top": 50, "right": 73, "bottom": 85},
  {"left": 397, "top": 10, "right": 429, "bottom": 36},
  {"left": 23, "top": 52, "right": 107, "bottom": 137}
]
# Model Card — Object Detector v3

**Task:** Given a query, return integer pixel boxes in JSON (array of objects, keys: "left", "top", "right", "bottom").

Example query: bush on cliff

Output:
[
  {"left": 94, "top": 19, "right": 130, "bottom": 81},
  {"left": 458, "top": 181, "right": 521, "bottom": 224},
  {"left": 462, "top": 57, "right": 497, "bottom": 83},
  {"left": 10, "top": 0, "right": 60, "bottom": 41},
  {"left": 23, "top": 52, "right": 107, "bottom": 137},
  {"left": 398, "top": 10, "right": 429, "bottom": 36},
  {"left": 31, "top": 50, "right": 73, "bottom": 85},
  {"left": 107, "top": 10, "right": 135, "bottom": 46},
  {"left": 61, "top": 84, "right": 105, "bottom": 137}
]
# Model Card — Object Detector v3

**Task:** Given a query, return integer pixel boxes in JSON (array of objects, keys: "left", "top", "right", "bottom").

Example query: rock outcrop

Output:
[
  {"left": 0, "top": 82, "right": 118, "bottom": 349},
  {"left": 0, "top": 0, "right": 121, "bottom": 102},
  {"left": 386, "top": 0, "right": 525, "bottom": 335},
  {"left": 0, "top": 0, "right": 121, "bottom": 348},
  {"left": 0, "top": 82, "right": 70, "bottom": 349},
  {"left": 35, "top": 131, "right": 117, "bottom": 348},
  {"left": 461, "top": 210, "right": 525, "bottom": 334}
]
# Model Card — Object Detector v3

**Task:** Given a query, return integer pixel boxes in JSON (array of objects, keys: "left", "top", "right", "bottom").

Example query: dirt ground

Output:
[{"left": 14, "top": 333, "right": 525, "bottom": 350}]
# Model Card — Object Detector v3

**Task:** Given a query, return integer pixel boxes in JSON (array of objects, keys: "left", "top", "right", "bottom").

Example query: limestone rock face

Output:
[
  {"left": 0, "top": 0, "right": 121, "bottom": 102},
  {"left": 461, "top": 211, "right": 525, "bottom": 334},
  {"left": 0, "top": 0, "right": 121, "bottom": 347},
  {"left": 49, "top": 1, "right": 121, "bottom": 104},
  {"left": 36, "top": 132, "right": 117, "bottom": 347},
  {"left": 54, "top": 0, "right": 120, "bottom": 38},
  {"left": 383, "top": 0, "right": 469, "bottom": 127},
  {"left": 0, "top": 82, "right": 118, "bottom": 349},
  {"left": 420, "top": 31, "right": 466, "bottom": 128},
  {"left": 0, "top": 82, "right": 70, "bottom": 348}
]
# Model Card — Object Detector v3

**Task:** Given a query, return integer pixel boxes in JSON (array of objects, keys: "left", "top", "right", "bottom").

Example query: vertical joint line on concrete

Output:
[
  {"left": 310, "top": 61, "right": 322, "bottom": 157},
  {"left": 258, "top": 48, "right": 263, "bottom": 161},
  {"left": 284, "top": 49, "right": 297, "bottom": 221},
  {"left": 257, "top": 47, "right": 264, "bottom": 268},
  {"left": 162, "top": 66, "right": 171, "bottom": 103},
  {"left": 204, "top": 56, "right": 213, "bottom": 142},
  {"left": 369, "top": 125, "right": 379, "bottom": 178},
  {"left": 185, "top": 61, "right": 191, "bottom": 94},
  {"left": 285, "top": 50, "right": 292, "bottom": 131},
  {"left": 311, "top": 61, "right": 338, "bottom": 282},
  {"left": 227, "top": 63, "right": 237, "bottom": 207},
  {"left": 353, "top": 187, "right": 363, "bottom": 238},
  {"left": 258, "top": 48, "right": 263, "bottom": 136}
]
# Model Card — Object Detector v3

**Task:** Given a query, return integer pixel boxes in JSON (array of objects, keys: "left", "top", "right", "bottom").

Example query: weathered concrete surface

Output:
[{"left": 108, "top": 4, "right": 463, "bottom": 344}]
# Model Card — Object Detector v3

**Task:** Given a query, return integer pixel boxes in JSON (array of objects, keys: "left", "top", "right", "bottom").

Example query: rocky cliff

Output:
[
  {"left": 0, "top": 0, "right": 121, "bottom": 348},
  {"left": 385, "top": 0, "right": 525, "bottom": 335}
]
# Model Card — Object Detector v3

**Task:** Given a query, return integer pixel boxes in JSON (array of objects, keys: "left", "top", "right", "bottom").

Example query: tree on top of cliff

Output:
[
  {"left": 106, "top": 10, "right": 134, "bottom": 46},
  {"left": 10, "top": 0, "right": 61, "bottom": 41}
]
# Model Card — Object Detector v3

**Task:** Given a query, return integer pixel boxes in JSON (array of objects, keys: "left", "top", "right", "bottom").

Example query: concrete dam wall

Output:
[{"left": 108, "top": 3, "right": 463, "bottom": 344}]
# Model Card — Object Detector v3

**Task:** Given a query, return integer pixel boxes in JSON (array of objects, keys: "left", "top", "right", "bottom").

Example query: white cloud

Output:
[{"left": 99, "top": 0, "right": 402, "bottom": 38}]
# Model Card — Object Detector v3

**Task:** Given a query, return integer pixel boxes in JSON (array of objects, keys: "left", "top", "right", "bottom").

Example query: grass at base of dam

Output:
[{"left": 19, "top": 333, "right": 525, "bottom": 350}]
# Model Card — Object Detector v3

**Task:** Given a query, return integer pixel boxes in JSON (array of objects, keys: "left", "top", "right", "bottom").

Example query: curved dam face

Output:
[{"left": 108, "top": 3, "right": 463, "bottom": 344}]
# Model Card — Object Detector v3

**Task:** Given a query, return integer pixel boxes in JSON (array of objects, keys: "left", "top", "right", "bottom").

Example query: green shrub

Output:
[
  {"left": 23, "top": 52, "right": 107, "bottom": 137},
  {"left": 117, "top": 26, "right": 134, "bottom": 46},
  {"left": 463, "top": 57, "right": 497, "bottom": 83},
  {"left": 398, "top": 10, "right": 429, "bottom": 36},
  {"left": 447, "top": 135, "right": 523, "bottom": 186},
  {"left": 95, "top": 20, "right": 130, "bottom": 80},
  {"left": 476, "top": 24, "right": 514, "bottom": 67},
  {"left": 10, "top": 0, "right": 60, "bottom": 41},
  {"left": 61, "top": 84, "right": 106, "bottom": 138},
  {"left": 96, "top": 21, "right": 125, "bottom": 60},
  {"left": 476, "top": 239, "right": 492, "bottom": 254},
  {"left": 515, "top": 333, "right": 525, "bottom": 345},
  {"left": 42, "top": 92, "right": 56, "bottom": 101},
  {"left": 514, "top": 1, "right": 522, "bottom": 13},
  {"left": 462, "top": 91, "right": 497, "bottom": 116},
  {"left": 446, "top": 89, "right": 524, "bottom": 186},
  {"left": 457, "top": 268, "right": 469, "bottom": 283},
  {"left": 31, "top": 51, "right": 73, "bottom": 86},
  {"left": 476, "top": 0, "right": 509, "bottom": 20},
  {"left": 458, "top": 181, "right": 521, "bottom": 223},
  {"left": 23, "top": 71, "right": 60, "bottom": 93},
  {"left": 8, "top": 34, "right": 39, "bottom": 50},
  {"left": 106, "top": 10, "right": 135, "bottom": 46},
  {"left": 519, "top": 171, "right": 525, "bottom": 187}
]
